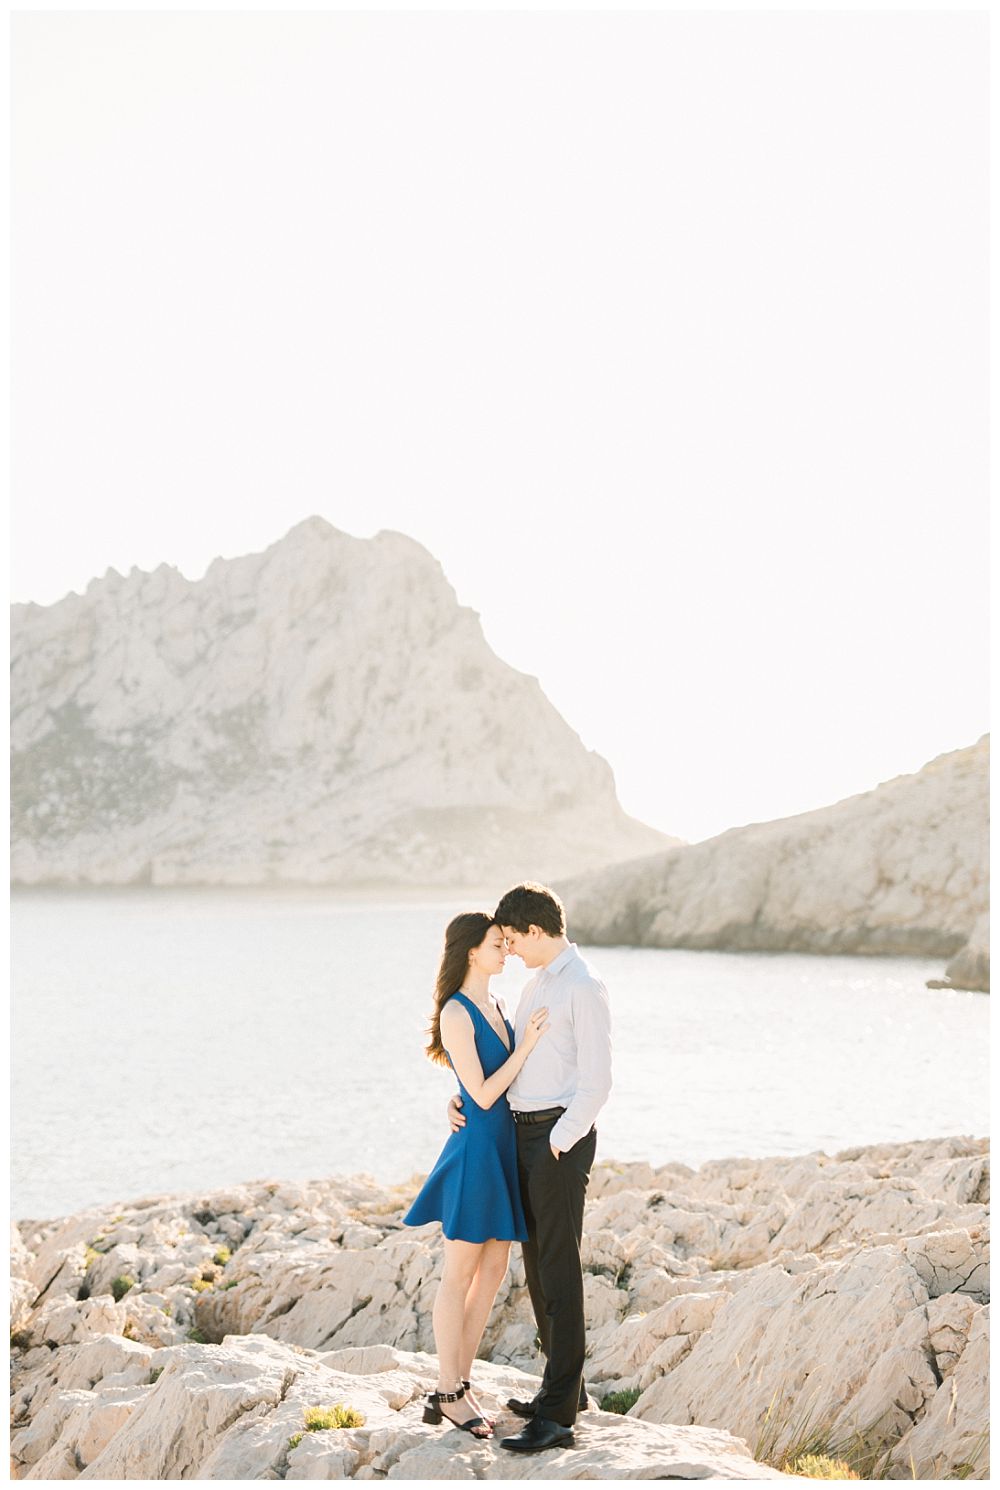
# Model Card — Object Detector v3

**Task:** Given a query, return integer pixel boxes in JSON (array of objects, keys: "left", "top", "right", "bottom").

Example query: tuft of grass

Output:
[
  {"left": 753, "top": 1387, "right": 859, "bottom": 1470},
  {"left": 84, "top": 1246, "right": 102, "bottom": 1269},
  {"left": 111, "top": 1275, "right": 136, "bottom": 1302},
  {"left": 213, "top": 1247, "right": 231, "bottom": 1266},
  {"left": 789, "top": 1454, "right": 860, "bottom": 1480},
  {"left": 303, "top": 1404, "right": 366, "bottom": 1431},
  {"left": 287, "top": 1433, "right": 303, "bottom": 1450},
  {"left": 191, "top": 1277, "right": 214, "bottom": 1292},
  {"left": 149, "top": 1367, "right": 164, "bottom": 1384},
  {"left": 753, "top": 1389, "right": 904, "bottom": 1481},
  {"left": 112, "top": 1213, "right": 125, "bottom": 1222},
  {"left": 221, "top": 1280, "right": 239, "bottom": 1290},
  {"left": 186, "top": 1326, "right": 208, "bottom": 1344},
  {"left": 600, "top": 1387, "right": 642, "bottom": 1415}
]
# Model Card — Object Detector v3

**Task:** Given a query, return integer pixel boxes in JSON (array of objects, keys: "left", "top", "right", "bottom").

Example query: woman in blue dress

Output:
[{"left": 403, "top": 911, "right": 549, "bottom": 1438}]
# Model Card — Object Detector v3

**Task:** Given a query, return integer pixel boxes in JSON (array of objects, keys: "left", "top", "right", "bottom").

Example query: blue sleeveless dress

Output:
[{"left": 403, "top": 992, "right": 528, "bottom": 1243}]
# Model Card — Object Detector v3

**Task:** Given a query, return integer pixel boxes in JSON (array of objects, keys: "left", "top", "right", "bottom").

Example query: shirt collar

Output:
[{"left": 540, "top": 942, "right": 577, "bottom": 979}]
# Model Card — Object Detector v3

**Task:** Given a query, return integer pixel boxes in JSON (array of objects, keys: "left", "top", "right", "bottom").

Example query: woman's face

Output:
[{"left": 472, "top": 924, "right": 507, "bottom": 977}]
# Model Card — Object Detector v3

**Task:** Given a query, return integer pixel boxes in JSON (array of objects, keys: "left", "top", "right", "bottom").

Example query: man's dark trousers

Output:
[{"left": 516, "top": 1115, "right": 597, "bottom": 1427}]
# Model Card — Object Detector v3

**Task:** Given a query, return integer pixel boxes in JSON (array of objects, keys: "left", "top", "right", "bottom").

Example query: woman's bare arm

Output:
[{"left": 440, "top": 1001, "right": 548, "bottom": 1112}]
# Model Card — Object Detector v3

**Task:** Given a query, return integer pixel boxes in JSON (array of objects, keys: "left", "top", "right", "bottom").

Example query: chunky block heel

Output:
[{"left": 421, "top": 1384, "right": 492, "bottom": 1439}]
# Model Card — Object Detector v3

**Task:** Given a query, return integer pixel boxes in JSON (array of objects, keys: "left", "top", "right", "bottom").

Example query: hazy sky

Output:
[{"left": 11, "top": 10, "right": 988, "bottom": 842}]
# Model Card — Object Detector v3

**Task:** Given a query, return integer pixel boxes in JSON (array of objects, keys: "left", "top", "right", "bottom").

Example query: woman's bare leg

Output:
[
  {"left": 459, "top": 1239, "right": 511, "bottom": 1412},
  {"left": 432, "top": 1238, "right": 491, "bottom": 1432}
]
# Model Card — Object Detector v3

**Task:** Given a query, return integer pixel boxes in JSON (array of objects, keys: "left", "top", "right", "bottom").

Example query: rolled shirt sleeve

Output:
[{"left": 549, "top": 975, "right": 612, "bottom": 1153}]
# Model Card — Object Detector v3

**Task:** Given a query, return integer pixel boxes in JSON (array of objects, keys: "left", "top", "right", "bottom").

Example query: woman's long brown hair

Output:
[{"left": 425, "top": 911, "right": 496, "bottom": 1067}]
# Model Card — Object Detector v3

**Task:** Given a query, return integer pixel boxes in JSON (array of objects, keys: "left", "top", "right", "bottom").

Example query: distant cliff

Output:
[
  {"left": 11, "top": 517, "right": 673, "bottom": 887},
  {"left": 559, "top": 739, "right": 989, "bottom": 988}
]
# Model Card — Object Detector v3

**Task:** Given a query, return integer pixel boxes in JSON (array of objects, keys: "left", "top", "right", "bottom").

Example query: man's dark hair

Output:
[{"left": 494, "top": 882, "right": 566, "bottom": 938}]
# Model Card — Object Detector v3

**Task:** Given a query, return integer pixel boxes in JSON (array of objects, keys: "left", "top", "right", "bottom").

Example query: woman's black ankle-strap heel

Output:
[{"left": 422, "top": 1384, "right": 492, "bottom": 1438}]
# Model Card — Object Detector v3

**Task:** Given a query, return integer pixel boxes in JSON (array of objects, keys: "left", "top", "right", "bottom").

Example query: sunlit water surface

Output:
[{"left": 11, "top": 889, "right": 989, "bottom": 1219}]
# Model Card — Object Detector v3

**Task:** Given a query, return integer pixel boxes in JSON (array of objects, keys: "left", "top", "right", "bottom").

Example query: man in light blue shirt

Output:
[{"left": 449, "top": 881, "right": 612, "bottom": 1453}]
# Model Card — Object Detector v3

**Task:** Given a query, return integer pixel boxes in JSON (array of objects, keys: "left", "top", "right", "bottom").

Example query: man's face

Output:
[{"left": 501, "top": 924, "right": 543, "bottom": 968}]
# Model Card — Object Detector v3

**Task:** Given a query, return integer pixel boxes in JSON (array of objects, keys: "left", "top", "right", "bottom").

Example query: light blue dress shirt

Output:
[{"left": 508, "top": 942, "right": 613, "bottom": 1153}]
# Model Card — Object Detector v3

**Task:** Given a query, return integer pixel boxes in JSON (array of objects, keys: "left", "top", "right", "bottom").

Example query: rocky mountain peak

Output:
[{"left": 12, "top": 520, "right": 673, "bottom": 887}]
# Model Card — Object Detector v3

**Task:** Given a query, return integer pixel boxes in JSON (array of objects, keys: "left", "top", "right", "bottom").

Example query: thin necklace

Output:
[
  {"left": 460, "top": 987, "right": 493, "bottom": 1009},
  {"left": 460, "top": 988, "right": 503, "bottom": 1023}
]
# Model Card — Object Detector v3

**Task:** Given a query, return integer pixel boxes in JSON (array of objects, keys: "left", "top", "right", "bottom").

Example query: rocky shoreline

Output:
[{"left": 10, "top": 1136, "right": 989, "bottom": 1480}]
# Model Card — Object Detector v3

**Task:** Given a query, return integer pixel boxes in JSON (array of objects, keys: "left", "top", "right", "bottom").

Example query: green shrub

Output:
[
  {"left": 599, "top": 1387, "right": 641, "bottom": 1415},
  {"left": 149, "top": 1367, "right": 164, "bottom": 1384},
  {"left": 111, "top": 1275, "right": 136, "bottom": 1301},
  {"left": 191, "top": 1277, "right": 213, "bottom": 1292},
  {"left": 186, "top": 1326, "right": 208, "bottom": 1344},
  {"left": 303, "top": 1404, "right": 366, "bottom": 1431},
  {"left": 213, "top": 1247, "right": 231, "bottom": 1266},
  {"left": 788, "top": 1454, "right": 860, "bottom": 1480},
  {"left": 288, "top": 1433, "right": 303, "bottom": 1450}
]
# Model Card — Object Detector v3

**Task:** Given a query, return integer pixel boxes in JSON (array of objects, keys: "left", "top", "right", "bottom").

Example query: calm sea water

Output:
[{"left": 11, "top": 889, "right": 989, "bottom": 1221}]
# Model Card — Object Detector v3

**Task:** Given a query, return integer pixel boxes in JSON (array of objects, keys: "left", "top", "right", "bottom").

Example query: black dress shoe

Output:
[
  {"left": 499, "top": 1416, "right": 575, "bottom": 1453},
  {"left": 506, "top": 1388, "right": 589, "bottom": 1419}
]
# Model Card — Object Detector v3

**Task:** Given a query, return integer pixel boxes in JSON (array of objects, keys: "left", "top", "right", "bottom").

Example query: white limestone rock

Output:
[
  {"left": 560, "top": 737, "right": 988, "bottom": 969},
  {"left": 931, "top": 911, "right": 990, "bottom": 993},
  {"left": 9, "top": 1137, "right": 989, "bottom": 1480},
  {"left": 11, "top": 518, "right": 673, "bottom": 887},
  {"left": 22, "top": 1387, "right": 148, "bottom": 1480},
  {"left": 13, "top": 1332, "right": 791, "bottom": 1481},
  {"left": 768, "top": 1177, "right": 986, "bottom": 1261},
  {"left": 11, "top": 1226, "right": 37, "bottom": 1333},
  {"left": 886, "top": 1304, "right": 989, "bottom": 1479},
  {"left": 586, "top": 1291, "right": 726, "bottom": 1392},
  {"left": 11, "top": 1279, "right": 36, "bottom": 1334},
  {"left": 925, "top": 1292, "right": 981, "bottom": 1378},
  {"left": 630, "top": 1244, "right": 938, "bottom": 1454},
  {"left": 900, "top": 1225, "right": 989, "bottom": 1302}
]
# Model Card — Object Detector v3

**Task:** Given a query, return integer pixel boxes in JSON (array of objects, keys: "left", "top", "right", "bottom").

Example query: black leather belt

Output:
[{"left": 511, "top": 1106, "right": 566, "bottom": 1126}]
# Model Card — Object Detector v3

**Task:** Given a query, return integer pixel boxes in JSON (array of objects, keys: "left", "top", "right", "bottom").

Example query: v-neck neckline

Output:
[{"left": 456, "top": 991, "right": 511, "bottom": 1056}]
